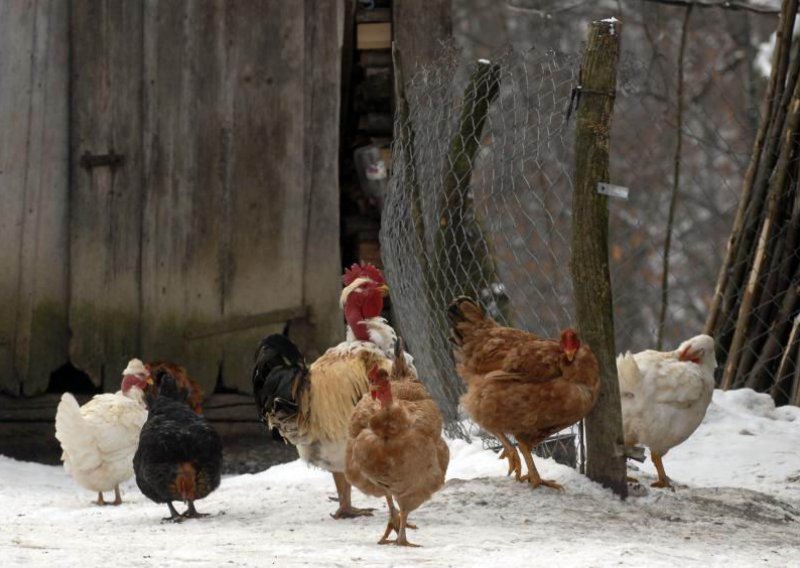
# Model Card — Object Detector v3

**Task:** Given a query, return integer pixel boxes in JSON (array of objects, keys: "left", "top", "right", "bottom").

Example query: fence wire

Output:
[
  {"left": 380, "top": 4, "right": 797, "bottom": 465},
  {"left": 382, "top": 48, "right": 580, "bottom": 457}
]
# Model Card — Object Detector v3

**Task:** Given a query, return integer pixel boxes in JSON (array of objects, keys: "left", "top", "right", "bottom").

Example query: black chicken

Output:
[{"left": 134, "top": 373, "right": 222, "bottom": 522}]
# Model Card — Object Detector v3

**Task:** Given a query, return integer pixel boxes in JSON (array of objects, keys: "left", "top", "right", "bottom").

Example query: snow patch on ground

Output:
[{"left": 1, "top": 389, "right": 799, "bottom": 567}]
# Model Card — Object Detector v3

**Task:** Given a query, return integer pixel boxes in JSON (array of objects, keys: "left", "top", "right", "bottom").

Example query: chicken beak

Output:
[
  {"left": 564, "top": 348, "right": 576, "bottom": 363},
  {"left": 145, "top": 375, "right": 154, "bottom": 386},
  {"left": 377, "top": 284, "right": 390, "bottom": 298}
]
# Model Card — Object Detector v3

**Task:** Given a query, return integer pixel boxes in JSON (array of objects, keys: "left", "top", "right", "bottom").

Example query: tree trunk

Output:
[{"left": 569, "top": 18, "right": 628, "bottom": 498}]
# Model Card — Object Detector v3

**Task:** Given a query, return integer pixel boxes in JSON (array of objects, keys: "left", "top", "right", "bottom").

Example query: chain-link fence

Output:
[
  {"left": 380, "top": 3, "right": 798, "bottom": 460},
  {"left": 382, "top": 48, "right": 579, "bottom": 454},
  {"left": 449, "top": 1, "right": 800, "bottom": 406}
]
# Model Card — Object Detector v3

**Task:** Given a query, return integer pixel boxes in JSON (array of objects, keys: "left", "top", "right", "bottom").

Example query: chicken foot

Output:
[
  {"left": 517, "top": 440, "right": 563, "bottom": 491},
  {"left": 394, "top": 509, "right": 421, "bottom": 548},
  {"left": 183, "top": 501, "right": 209, "bottom": 519},
  {"left": 330, "top": 472, "right": 374, "bottom": 519},
  {"left": 494, "top": 432, "right": 522, "bottom": 481},
  {"left": 378, "top": 496, "right": 417, "bottom": 545},
  {"left": 650, "top": 453, "right": 674, "bottom": 490},
  {"left": 112, "top": 485, "right": 122, "bottom": 506},
  {"left": 162, "top": 502, "right": 185, "bottom": 523}
]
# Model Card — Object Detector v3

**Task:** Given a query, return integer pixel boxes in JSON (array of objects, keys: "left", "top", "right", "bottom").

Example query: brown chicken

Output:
[
  {"left": 143, "top": 360, "right": 204, "bottom": 414},
  {"left": 345, "top": 341, "right": 449, "bottom": 547},
  {"left": 447, "top": 296, "right": 599, "bottom": 491}
]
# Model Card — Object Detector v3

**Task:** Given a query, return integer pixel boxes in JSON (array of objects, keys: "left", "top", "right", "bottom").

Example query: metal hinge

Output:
[{"left": 80, "top": 149, "right": 125, "bottom": 171}]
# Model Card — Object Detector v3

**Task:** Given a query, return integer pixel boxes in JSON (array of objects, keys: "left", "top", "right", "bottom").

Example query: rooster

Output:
[
  {"left": 448, "top": 296, "right": 599, "bottom": 490},
  {"left": 617, "top": 334, "right": 716, "bottom": 489},
  {"left": 134, "top": 372, "right": 222, "bottom": 521},
  {"left": 253, "top": 333, "right": 388, "bottom": 518},
  {"left": 143, "top": 360, "right": 204, "bottom": 414},
  {"left": 341, "top": 263, "right": 416, "bottom": 373},
  {"left": 252, "top": 264, "right": 401, "bottom": 518},
  {"left": 54, "top": 359, "right": 151, "bottom": 505},
  {"left": 346, "top": 341, "right": 449, "bottom": 546}
]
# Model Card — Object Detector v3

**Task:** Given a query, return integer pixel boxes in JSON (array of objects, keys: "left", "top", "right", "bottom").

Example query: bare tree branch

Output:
[
  {"left": 657, "top": 4, "right": 693, "bottom": 350},
  {"left": 638, "top": 0, "right": 779, "bottom": 15}
]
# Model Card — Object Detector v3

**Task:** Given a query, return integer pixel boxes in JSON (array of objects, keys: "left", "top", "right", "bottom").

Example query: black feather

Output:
[
  {"left": 133, "top": 372, "right": 222, "bottom": 518},
  {"left": 251, "top": 334, "right": 308, "bottom": 425}
]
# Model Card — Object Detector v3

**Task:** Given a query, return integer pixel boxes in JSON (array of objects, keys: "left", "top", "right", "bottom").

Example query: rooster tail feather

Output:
[
  {"left": 447, "top": 296, "right": 491, "bottom": 346},
  {"left": 391, "top": 336, "right": 412, "bottom": 381},
  {"left": 252, "top": 334, "right": 308, "bottom": 421}
]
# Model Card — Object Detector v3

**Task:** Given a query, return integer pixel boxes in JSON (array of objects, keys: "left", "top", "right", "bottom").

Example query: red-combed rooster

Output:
[
  {"left": 448, "top": 296, "right": 600, "bottom": 491},
  {"left": 252, "top": 264, "right": 410, "bottom": 518}
]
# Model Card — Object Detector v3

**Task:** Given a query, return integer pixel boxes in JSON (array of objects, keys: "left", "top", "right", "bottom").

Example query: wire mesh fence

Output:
[
  {"left": 382, "top": 48, "right": 578, "bottom": 452},
  {"left": 380, "top": 3, "right": 799, "bottom": 460}
]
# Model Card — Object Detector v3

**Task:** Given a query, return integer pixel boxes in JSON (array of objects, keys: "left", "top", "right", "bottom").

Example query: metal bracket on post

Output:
[{"left": 596, "top": 183, "right": 629, "bottom": 200}]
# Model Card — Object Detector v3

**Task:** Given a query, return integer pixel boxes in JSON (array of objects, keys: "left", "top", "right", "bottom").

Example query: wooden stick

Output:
[
  {"left": 722, "top": 84, "right": 800, "bottom": 389},
  {"left": 569, "top": 18, "right": 627, "bottom": 499},
  {"left": 770, "top": 315, "right": 800, "bottom": 401},
  {"left": 706, "top": 0, "right": 798, "bottom": 336}
]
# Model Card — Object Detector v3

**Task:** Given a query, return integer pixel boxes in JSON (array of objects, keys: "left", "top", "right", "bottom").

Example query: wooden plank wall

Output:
[
  {"left": 0, "top": 0, "right": 70, "bottom": 395},
  {"left": 303, "top": 0, "right": 347, "bottom": 362},
  {"left": 2, "top": 1, "right": 344, "bottom": 396},
  {"left": 69, "top": 0, "right": 144, "bottom": 389},
  {"left": 393, "top": 0, "right": 452, "bottom": 71}
]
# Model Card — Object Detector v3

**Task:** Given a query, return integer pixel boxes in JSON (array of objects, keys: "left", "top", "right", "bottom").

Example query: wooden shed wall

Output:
[
  {"left": 0, "top": 0, "right": 70, "bottom": 395},
  {"left": 0, "top": 1, "right": 344, "bottom": 396}
]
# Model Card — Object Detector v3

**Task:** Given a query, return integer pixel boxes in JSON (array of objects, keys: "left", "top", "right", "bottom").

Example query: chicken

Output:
[
  {"left": 617, "top": 334, "right": 716, "bottom": 489},
  {"left": 252, "top": 333, "right": 389, "bottom": 518},
  {"left": 447, "top": 296, "right": 599, "bottom": 491},
  {"left": 144, "top": 360, "right": 204, "bottom": 414},
  {"left": 252, "top": 264, "right": 410, "bottom": 519},
  {"left": 54, "top": 358, "right": 151, "bottom": 505},
  {"left": 346, "top": 341, "right": 449, "bottom": 547},
  {"left": 133, "top": 371, "right": 222, "bottom": 521}
]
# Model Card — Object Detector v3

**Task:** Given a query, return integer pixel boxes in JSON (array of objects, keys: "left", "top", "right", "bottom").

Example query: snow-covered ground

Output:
[{"left": 1, "top": 389, "right": 798, "bottom": 567}]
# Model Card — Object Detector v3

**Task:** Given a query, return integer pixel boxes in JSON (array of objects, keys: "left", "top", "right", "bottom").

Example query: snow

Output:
[
  {"left": 755, "top": 20, "right": 800, "bottom": 78},
  {"left": 1, "top": 389, "right": 799, "bottom": 567}
]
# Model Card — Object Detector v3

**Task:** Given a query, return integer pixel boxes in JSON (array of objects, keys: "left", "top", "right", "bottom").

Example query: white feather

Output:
[
  {"left": 54, "top": 389, "right": 148, "bottom": 493},
  {"left": 344, "top": 317, "right": 418, "bottom": 377},
  {"left": 617, "top": 334, "right": 716, "bottom": 456}
]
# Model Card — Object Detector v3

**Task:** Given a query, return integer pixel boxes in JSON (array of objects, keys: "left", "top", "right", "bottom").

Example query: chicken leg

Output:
[
  {"left": 94, "top": 492, "right": 106, "bottom": 506},
  {"left": 162, "top": 502, "right": 185, "bottom": 523},
  {"left": 378, "top": 495, "right": 417, "bottom": 544},
  {"left": 494, "top": 432, "right": 522, "bottom": 481},
  {"left": 330, "top": 472, "right": 374, "bottom": 519},
  {"left": 395, "top": 509, "right": 421, "bottom": 547},
  {"left": 183, "top": 501, "right": 209, "bottom": 519},
  {"left": 517, "top": 440, "right": 563, "bottom": 491},
  {"left": 650, "top": 453, "right": 674, "bottom": 490},
  {"left": 112, "top": 485, "right": 122, "bottom": 506}
]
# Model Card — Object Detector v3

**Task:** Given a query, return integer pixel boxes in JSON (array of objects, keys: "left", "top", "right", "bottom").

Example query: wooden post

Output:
[{"left": 569, "top": 18, "right": 627, "bottom": 498}]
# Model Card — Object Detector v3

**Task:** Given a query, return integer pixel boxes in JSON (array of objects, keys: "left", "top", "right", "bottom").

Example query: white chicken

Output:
[
  {"left": 54, "top": 359, "right": 151, "bottom": 505},
  {"left": 617, "top": 334, "right": 716, "bottom": 489}
]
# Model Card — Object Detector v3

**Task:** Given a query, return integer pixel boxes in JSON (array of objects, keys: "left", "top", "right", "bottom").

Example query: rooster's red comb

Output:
[{"left": 342, "top": 263, "right": 386, "bottom": 287}]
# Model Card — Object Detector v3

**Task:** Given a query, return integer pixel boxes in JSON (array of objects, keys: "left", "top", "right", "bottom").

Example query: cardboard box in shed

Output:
[{"left": 357, "top": 23, "right": 391, "bottom": 50}]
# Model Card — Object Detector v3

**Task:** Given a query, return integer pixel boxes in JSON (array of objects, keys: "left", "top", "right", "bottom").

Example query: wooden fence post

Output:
[{"left": 569, "top": 18, "right": 628, "bottom": 498}]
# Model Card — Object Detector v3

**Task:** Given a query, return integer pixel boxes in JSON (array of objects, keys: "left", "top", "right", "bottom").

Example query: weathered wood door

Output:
[
  {"left": 68, "top": 0, "right": 343, "bottom": 393},
  {"left": 0, "top": 0, "right": 70, "bottom": 395}
]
